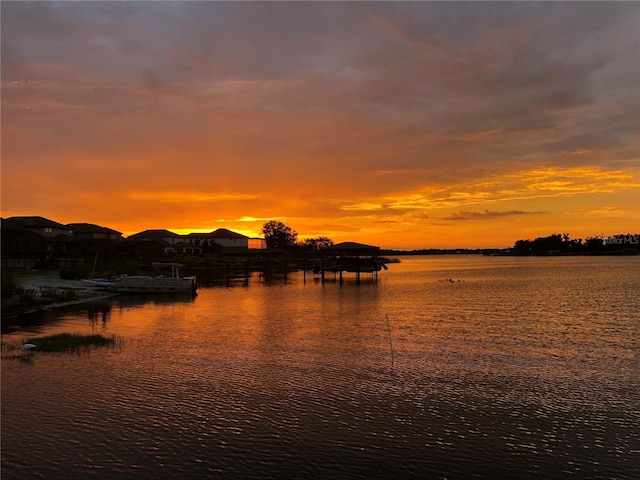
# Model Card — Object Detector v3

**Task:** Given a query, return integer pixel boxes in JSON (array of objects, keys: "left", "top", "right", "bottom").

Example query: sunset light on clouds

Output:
[{"left": 2, "top": 1, "right": 638, "bottom": 249}]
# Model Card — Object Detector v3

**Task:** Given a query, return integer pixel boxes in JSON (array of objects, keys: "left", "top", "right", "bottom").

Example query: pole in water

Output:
[{"left": 385, "top": 314, "right": 395, "bottom": 365}]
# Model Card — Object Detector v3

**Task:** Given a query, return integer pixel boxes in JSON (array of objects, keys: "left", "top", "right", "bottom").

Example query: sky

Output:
[{"left": 2, "top": 1, "right": 639, "bottom": 249}]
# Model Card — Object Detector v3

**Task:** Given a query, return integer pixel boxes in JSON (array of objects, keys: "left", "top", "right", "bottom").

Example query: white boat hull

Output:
[{"left": 84, "top": 263, "right": 197, "bottom": 294}]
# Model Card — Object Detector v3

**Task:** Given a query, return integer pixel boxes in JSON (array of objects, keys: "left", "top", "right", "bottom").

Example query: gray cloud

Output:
[{"left": 2, "top": 1, "right": 638, "bottom": 202}]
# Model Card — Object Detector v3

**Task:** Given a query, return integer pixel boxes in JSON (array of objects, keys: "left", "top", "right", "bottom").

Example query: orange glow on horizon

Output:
[{"left": 2, "top": 163, "right": 638, "bottom": 250}]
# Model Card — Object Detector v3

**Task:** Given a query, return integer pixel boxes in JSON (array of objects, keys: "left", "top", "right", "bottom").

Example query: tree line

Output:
[
  {"left": 512, "top": 233, "right": 639, "bottom": 255},
  {"left": 262, "top": 221, "right": 640, "bottom": 256}
]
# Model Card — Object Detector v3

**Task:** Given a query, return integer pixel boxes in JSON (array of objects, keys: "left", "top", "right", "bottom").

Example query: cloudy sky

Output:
[{"left": 2, "top": 1, "right": 638, "bottom": 248}]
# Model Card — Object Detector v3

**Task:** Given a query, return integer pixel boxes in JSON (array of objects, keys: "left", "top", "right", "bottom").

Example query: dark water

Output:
[{"left": 2, "top": 256, "right": 639, "bottom": 479}]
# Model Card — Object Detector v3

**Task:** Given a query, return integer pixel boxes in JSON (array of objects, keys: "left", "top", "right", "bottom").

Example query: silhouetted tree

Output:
[
  {"left": 585, "top": 236, "right": 604, "bottom": 252},
  {"left": 514, "top": 233, "right": 574, "bottom": 254},
  {"left": 300, "top": 236, "right": 334, "bottom": 250},
  {"left": 262, "top": 221, "right": 298, "bottom": 249},
  {"left": 531, "top": 233, "right": 565, "bottom": 254},
  {"left": 513, "top": 239, "right": 532, "bottom": 254},
  {"left": 603, "top": 233, "right": 640, "bottom": 253}
]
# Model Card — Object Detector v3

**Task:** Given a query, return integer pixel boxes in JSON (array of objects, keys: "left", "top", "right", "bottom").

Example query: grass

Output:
[
  {"left": 38, "top": 286, "right": 81, "bottom": 301},
  {"left": 28, "top": 333, "right": 119, "bottom": 352},
  {"left": 2, "top": 270, "right": 88, "bottom": 318},
  {"left": 2, "top": 333, "right": 122, "bottom": 357}
]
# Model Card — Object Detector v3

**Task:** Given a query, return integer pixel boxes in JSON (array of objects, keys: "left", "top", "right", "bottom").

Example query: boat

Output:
[{"left": 84, "top": 263, "right": 197, "bottom": 295}]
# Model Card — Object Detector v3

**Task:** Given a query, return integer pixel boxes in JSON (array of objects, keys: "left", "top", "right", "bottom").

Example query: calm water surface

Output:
[{"left": 2, "top": 256, "right": 639, "bottom": 479}]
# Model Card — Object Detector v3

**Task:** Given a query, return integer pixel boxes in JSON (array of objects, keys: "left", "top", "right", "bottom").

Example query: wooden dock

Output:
[
  {"left": 315, "top": 242, "right": 387, "bottom": 284},
  {"left": 174, "top": 241, "right": 388, "bottom": 286}
]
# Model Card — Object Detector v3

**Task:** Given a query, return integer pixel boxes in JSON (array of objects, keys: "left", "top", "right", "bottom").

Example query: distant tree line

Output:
[
  {"left": 260, "top": 222, "right": 640, "bottom": 256},
  {"left": 512, "top": 233, "right": 639, "bottom": 255},
  {"left": 261, "top": 221, "right": 334, "bottom": 251}
]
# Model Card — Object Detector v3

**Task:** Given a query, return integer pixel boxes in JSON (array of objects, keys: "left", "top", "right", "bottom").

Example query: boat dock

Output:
[
  {"left": 314, "top": 242, "right": 387, "bottom": 284},
  {"left": 152, "top": 242, "right": 388, "bottom": 286}
]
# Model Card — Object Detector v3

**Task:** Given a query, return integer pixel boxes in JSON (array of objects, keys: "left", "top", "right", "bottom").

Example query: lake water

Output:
[{"left": 2, "top": 255, "right": 639, "bottom": 479}]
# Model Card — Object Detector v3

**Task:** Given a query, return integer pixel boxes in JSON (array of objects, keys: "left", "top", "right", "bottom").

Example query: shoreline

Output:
[{"left": 2, "top": 273, "right": 117, "bottom": 320}]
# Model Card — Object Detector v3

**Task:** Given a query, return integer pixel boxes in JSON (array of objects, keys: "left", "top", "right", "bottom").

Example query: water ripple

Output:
[{"left": 2, "top": 256, "right": 639, "bottom": 479}]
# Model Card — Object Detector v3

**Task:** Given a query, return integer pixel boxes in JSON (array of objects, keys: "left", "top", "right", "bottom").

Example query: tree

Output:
[
  {"left": 531, "top": 233, "right": 565, "bottom": 254},
  {"left": 513, "top": 239, "right": 532, "bottom": 254},
  {"left": 262, "top": 221, "right": 298, "bottom": 249},
  {"left": 300, "top": 236, "right": 334, "bottom": 250},
  {"left": 584, "top": 236, "right": 604, "bottom": 252}
]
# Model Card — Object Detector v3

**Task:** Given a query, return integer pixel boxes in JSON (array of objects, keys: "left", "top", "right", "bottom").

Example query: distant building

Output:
[
  {"left": 209, "top": 228, "right": 249, "bottom": 249},
  {"left": 1, "top": 218, "right": 49, "bottom": 259},
  {"left": 2, "top": 217, "right": 265, "bottom": 259},
  {"left": 3, "top": 216, "right": 73, "bottom": 238},
  {"left": 169, "top": 241, "right": 202, "bottom": 256},
  {"left": 2, "top": 216, "right": 122, "bottom": 255},
  {"left": 186, "top": 228, "right": 264, "bottom": 251},
  {"left": 66, "top": 223, "right": 123, "bottom": 242},
  {"left": 127, "top": 229, "right": 183, "bottom": 244},
  {"left": 125, "top": 229, "right": 201, "bottom": 255}
]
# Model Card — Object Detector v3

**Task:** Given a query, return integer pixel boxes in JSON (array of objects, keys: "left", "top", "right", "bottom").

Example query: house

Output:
[
  {"left": 2, "top": 216, "right": 76, "bottom": 254},
  {"left": 2, "top": 217, "right": 265, "bottom": 259},
  {"left": 186, "top": 228, "right": 253, "bottom": 251},
  {"left": 3, "top": 216, "right": 74, "bottom": 238},
  {"left": 209, "top": 228, "right": 249, "bottom": 249},
  {"left": 186, "top": 232, "right": 218, "bottom": 250},
  {"left": 167, "top": 241, "right": 202, "bottom": 256},
  {"left": 124, "top": 229, "right": 201, "bottom": 256},
  {"left": 3, "top": 216, "right": 122, "bottom": 242},
  {"left": 67, "top": 223, "right": 122, "bottom": 242},
  {"left": 1, "top": 218, "right": 48, "bottom": 259},
  {"left": 2, "top": 217, "right": 127, "bottom": 259},
  {"left": 126, "top": 228, "right": 265, "bottom": 255},
  {"left": 127, "top": 229, "right": 183, "bottom": 244}
]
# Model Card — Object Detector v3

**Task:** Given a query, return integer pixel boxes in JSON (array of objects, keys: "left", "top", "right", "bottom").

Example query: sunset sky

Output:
[{"left": 2, "top": 1, "right": 639, "bottom": 249}]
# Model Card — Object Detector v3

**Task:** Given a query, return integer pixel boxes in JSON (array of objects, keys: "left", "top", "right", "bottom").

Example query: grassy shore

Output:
[
  {"left": 25, "top": 333, "right": 119, "bottom": 352},
  {"left": 2, "top": 333, "right": 122, "bottom": 359},
  {"left": 1, "top": 268, "right": 115, "bottom": 319}
]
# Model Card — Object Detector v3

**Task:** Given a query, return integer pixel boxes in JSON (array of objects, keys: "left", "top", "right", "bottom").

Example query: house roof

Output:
[
  {"left": 186, "top": 229, "right": 249, "bottom": 239},
  {"left": 4, "top": 216, "right": 68, "bottom": 229},
  {"left": 67, "top": 223, "right": 122, "bottom": 235},
  {"left": 209, "top": 228, "right": 249, "bottom": 239},
  {"left": 127, "top": 229, "right": 181, "bottom": 240},
  {"left": 322, "top": 241, "right": 380, "bottom": 252}
]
